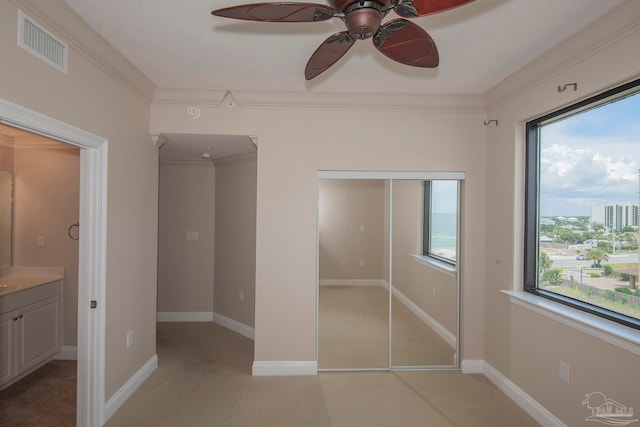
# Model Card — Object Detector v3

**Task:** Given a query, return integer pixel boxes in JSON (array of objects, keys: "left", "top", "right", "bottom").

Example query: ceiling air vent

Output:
[{"left": 17, "top": 10, "right": 68, "bottom": 75}]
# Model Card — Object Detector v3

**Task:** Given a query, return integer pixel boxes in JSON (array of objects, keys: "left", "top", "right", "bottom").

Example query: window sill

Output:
[
  {"left": 502, "top": 290, "right": 640, "bottom": 356},
  {"left": 411, "top": 254, "right": 456, "bottom": 276}
]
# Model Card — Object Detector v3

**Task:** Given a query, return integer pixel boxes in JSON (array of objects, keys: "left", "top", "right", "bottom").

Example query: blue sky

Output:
[
  {"left": 431, "top": 180, "right": 458, "bottom": 214},
  {"left": 539, "top": 90, "right": 640, "bottom": 217}
]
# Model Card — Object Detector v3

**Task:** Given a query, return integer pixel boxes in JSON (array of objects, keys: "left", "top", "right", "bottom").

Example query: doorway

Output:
[
  {"left": 317, "top": 171, "right": 462, "bottom": 371},
  {"left": 0, "top": 98, "right": 107, "bottom": 425}
]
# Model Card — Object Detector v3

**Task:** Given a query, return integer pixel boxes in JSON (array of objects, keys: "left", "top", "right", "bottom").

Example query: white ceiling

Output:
[
  {"left": 63, "top": 0, "right": 624, "bottom": 95},
  {"left": 159, "top": 134, "right": 256, "bottom": 162},
  {"left": 59, "top": 0, "right": 624, "bottom": 160}
]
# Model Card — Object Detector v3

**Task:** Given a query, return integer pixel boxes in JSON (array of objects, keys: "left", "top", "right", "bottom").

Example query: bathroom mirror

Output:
[
  {"left": 0, "top": 171, "right": 13, "bottom": 267},
  {"left": 317, "top": 172, "right": 461, "bottom": 370}
]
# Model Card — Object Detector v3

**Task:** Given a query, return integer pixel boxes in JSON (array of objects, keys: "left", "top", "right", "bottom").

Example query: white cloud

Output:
[{"left": 538, "top": 123, "right": 640, "bottom": 216}]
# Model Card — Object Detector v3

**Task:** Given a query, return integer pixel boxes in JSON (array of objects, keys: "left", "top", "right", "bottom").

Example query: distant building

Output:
[{"left": 591, "top": 202, "right": 639, "bottom": 230}]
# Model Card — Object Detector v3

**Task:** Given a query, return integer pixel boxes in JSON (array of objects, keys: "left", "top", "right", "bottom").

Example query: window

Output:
[
  {"left": 423, "top": 180, "right": 457, "bottom": 265},
  {"left": 525, "top": 78, "right": 640, "bottom": 329}
]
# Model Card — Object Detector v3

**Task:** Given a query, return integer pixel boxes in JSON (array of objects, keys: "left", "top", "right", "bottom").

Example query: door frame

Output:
[{"left": 0, "top": 98, "right": 107, "bottom": 426}]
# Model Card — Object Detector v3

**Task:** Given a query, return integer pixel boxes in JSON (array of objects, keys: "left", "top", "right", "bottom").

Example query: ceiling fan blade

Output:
[
  {"left": 373, "top": 19, "right": 438, "bottom": 67},
  {"left": 211, "top": 2, "right": 337, "bottom": 22},
  {"left": 395, "top": 0, "right": 474, "bottom": 18},
  {"left": 305, "top": 31, "right": 356, "bottom": 80}
]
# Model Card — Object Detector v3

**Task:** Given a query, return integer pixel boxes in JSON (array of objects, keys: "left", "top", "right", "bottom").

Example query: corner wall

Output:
[
  {"left": 213, "top": 153, "right": 257, "bottom": 328},
  {"left": 483, "top": 1, "right": 640, "bottom": 424},
  {"left": 157, "top": 161, "right": 215, "bottom": 314}
]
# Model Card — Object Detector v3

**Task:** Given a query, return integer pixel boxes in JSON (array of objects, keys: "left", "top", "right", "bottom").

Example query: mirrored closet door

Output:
[{"left": 317, "top": 172, "right": 461, "bottom": 371}]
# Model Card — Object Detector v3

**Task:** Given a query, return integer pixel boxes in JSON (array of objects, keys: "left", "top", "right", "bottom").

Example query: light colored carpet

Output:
[
  {"left": 319, "top": 285, "right": 454, "bottom": 369},
  {"left": 106, "top": 322, "right": 539, "bottom": 427}
]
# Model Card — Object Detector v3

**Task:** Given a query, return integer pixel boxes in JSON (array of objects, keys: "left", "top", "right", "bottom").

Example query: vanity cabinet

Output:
[{"left": 0, "top": 280, "right": 62, "bottom": 390}]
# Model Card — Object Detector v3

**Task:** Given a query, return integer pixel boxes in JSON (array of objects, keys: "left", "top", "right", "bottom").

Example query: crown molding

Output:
[
  {"left": 484, "top": 0, "right": 640, "bottom": 111},
  {"left": 150, "top": 133, "right": 167, "bottom": 148},
  {"left": 153, "top": 87, "right": 486, "bottom": 113},
  {"left": 159, "top": 159, "right": 215, "bottom": 167},
  {"left": 12, "top": 0, "right": 156, "bottom": 104},
  {"left": 213, "top": 151, "right": 257, "bottom": 166}
]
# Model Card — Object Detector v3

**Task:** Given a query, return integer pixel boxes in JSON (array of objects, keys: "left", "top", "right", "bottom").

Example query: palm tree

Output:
[{"left": 586, "top": 248, "right": 609, "bottom": 268}]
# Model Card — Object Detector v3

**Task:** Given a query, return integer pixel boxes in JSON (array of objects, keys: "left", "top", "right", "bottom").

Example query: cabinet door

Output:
[
  {"left": 0, "top": 310, "right": 16, "bottom": 385},
  {"left": 16, "top": 296, "right": 62, "bottom": 374}
]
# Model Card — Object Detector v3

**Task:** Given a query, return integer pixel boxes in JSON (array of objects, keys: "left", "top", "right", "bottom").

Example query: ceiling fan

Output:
[{"left": 211, "top": 0, "right": 475, "bottom": 80}]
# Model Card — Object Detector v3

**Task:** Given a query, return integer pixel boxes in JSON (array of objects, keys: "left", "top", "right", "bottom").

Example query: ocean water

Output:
[{"left": 431, "top": 212, "right": 457, "bottom": 260}]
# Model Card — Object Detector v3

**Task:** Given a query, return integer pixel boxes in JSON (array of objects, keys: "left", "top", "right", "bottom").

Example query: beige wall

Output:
[
  {"left": 157, "top": 162, "right": 215, "bottom": 313},
  {"left": 391, "top": 180, "right": 457, "bottom": 335},
  {"left": 0, "top": 143, "right": 14, "bottom": 171},
  {"left": 0, "top": 0, "right": 158, "bottom": 399},
  {"left": 484, "top": 1, "right": 640, "bottom": 424},
  {"left": 151, "top": 96, "right": 487, "bottom": 363},
  {"left": 13, "top": 146, "right": 80, "bottom": 346},
  {"left": 214, "top": 153, "right": 257, "bottom": 327},
  {"left": 319, "top": 179, "right": 385, "bottom": 280}
]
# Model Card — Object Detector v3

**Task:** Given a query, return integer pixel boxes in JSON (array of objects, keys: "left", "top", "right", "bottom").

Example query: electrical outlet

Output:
[
  {"left": 360, "top": 224, "right": 366, "bottom": 232},
  {"left": 559, "top": 361, "right": 570, "bottom": 383},
  {"left": 126, "top": 330, "right": 133, "bottom": 348},
  {"left": 37, "top": 236, "right": 46, "bottom": 248},
  {"left": 238, "top": 290, "right": 244, "bottom": 301}
]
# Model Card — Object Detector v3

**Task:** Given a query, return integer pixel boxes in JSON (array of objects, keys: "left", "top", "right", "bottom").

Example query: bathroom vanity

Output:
[{"left": 0, "top": 273, "right": 63, "bottom": 390}]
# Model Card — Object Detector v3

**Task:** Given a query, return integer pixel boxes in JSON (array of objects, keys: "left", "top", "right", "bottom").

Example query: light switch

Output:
[{"left": 186, "top": 231, "right": 199, "bottom": 241}]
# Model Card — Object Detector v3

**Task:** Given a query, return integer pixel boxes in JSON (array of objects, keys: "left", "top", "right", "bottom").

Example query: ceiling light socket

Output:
[
  {"left": 201, "top": 145, "right": 212, "bottom": 159},
  {"left": 186, "top": 105, "right": 200, "bottom": 119}
]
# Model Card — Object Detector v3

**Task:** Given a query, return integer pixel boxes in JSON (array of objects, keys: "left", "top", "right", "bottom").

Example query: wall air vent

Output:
[{"left": 17, "top": 10, "right": 68, "bottom": 75}]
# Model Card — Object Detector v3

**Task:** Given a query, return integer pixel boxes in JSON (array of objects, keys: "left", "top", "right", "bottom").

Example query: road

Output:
[{"left": 549, "top": 253, "right": 639, "bottom": 269}]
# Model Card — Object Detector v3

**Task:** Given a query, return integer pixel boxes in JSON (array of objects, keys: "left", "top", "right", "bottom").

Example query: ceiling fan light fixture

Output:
[
  {"left": 211, "top": 0, "right": 474, "bottom": 79},
  {"left": 344, "top": 7, "right": 383, "bottom": 39}
]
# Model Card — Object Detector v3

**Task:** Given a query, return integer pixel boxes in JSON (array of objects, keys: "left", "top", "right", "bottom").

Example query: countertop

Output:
[{"left": 0, "top": 275, "right": 63, "bottom": 297}]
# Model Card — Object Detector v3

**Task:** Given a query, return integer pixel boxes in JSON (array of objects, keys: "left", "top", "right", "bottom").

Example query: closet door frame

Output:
[{"left": 316, "top": 170, "right": 464, "bottom": 371}]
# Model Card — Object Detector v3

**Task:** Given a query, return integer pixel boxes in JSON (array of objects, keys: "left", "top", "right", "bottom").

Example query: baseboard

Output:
[
  {"left": 390, "top": 285, "right": 457, "bottom": 349},
  {"left": 319, "top": 279, "right": 387, "bottom": 287},
  {"left": 252, "top": 361, "right": 318, "bottom": 376},
  {"left": 156, "top": 311, "right": 214, "bottom": 322},
  {"left": 53, "top": 346, "right": 77, "bottom": 360},
  {"left": 104, "top": 354, "right": 158, "bottom": 423},
  {"left": 461, "top": 359, "right": 566, "bottom": 427},
  {"left": 460, "top": 359, "right": 484, "bottom": 374},
  {"left": 212, "top": 312, "right": 255, "bottom": 341}
]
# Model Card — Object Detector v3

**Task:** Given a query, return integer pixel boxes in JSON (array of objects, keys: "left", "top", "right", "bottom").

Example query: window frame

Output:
[
  {"left": 423, "top": 180, "right": 457, "bottom": 266},
  {"left": 524, "top": 78, "right": 640, "bottom": 331}
]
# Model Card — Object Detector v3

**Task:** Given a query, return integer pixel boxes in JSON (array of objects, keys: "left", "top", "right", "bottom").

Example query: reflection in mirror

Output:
[
  {"left": 391, "top": 179, "right": 458, "bottom": 367},
  {"left": 318, "top": 175, "right": 460, "bottom": 370},
  {"left": 0, "top": 171, "right": 12, "bottom": 268},
  {"left": 318, "top": 179, "right": 389, "bottom": 369}
]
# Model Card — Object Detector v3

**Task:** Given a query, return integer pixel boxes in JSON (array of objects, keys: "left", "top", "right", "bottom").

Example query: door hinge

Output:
[{"left": 90, "top": 300, "right": 97, "bottom": 309}]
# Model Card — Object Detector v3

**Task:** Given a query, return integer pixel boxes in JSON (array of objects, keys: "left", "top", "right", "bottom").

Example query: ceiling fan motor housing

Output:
[{"left": 330, "top": 0, "right": 391, "bottom": 39}]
